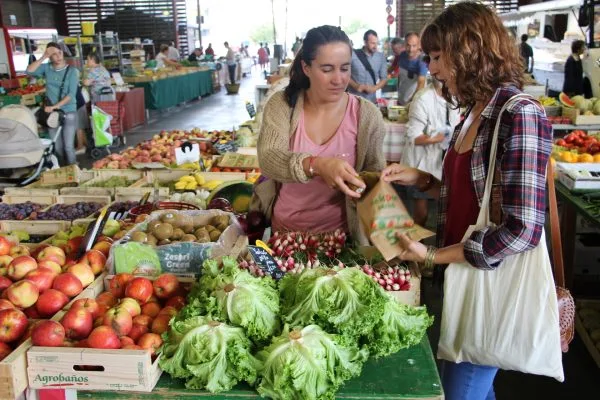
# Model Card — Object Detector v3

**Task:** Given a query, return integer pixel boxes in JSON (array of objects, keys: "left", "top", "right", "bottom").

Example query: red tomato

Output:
[{"left": 556, "top": 139, "right": 567, "bottom": 147}]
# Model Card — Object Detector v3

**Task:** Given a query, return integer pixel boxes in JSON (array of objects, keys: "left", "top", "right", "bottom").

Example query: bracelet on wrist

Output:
[
  {"left": 308, "top": 156, "right": 317, "bottom": 178},
  {"left": 423, "top": 245, "right": 437, "bottom": 271}
]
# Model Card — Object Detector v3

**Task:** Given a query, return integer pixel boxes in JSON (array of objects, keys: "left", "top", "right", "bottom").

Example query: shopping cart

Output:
[{"left": 88, "top": 100, "right": 126, "bottom": 160}]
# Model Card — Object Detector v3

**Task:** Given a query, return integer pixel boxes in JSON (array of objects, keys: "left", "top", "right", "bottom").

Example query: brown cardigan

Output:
[{"left": 256, "top": 89, "right": 386, "bottom": 243}]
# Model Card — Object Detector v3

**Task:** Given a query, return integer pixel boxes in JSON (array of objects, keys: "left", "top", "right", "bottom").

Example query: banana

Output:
[
  {"left": 193, "top": 173, "right": 205, "bottom": 185},
  {"left": 185, "top": 182, "right": 198, "bottom": 190},
  {"left": 202, "top": 180, "right": 223, "bottom": 191},
  {"left": 175, "top": 181, "right": 187, "bottom": 190}
]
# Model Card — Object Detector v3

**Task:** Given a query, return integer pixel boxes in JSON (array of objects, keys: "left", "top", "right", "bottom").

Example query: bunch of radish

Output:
[
  {"left": 267, "top": 229, "right": 347, "bottom": 261},
  {"left": 361, "top": 264, "right": 411, "bottom": 291}
]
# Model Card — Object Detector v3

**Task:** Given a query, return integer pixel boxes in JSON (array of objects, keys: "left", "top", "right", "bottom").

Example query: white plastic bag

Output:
[{"left": 437, "top": 94, "right": 564, "bottom": 381}]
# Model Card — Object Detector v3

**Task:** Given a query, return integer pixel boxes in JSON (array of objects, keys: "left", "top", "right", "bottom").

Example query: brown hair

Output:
[{"left": 421, "top": 1, "right": 524, "bottom": 106}]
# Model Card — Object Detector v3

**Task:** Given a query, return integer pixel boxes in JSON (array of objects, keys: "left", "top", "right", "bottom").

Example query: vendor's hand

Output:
[
  {"left": 381, "top": 163, "right": 422, "bottom": 186},
  {"left": 83, "top": 79, "right": 92, "bottom": 86},
  {"left": 314, "top": 157, "right": 365, "bottom": 199},
  {"left": 43, "top": 47, "right": 58, "bottom": 59},
  {"left": 396, "top": 233, "right": 427, "bottom": 263},
  {"left": 44, "top": 105, "right": 55, "bottom": 113}
]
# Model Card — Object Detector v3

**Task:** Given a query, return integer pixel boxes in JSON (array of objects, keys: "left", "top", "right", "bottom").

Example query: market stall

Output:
[
  {"left": 130, "top": 70, "right": 213, "bottom": 110},
  {"left": 116, "top": 87, "right": 146, "bottom": 130}
]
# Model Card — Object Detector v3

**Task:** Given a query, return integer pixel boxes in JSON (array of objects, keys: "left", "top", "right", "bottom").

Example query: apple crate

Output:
[
  {"left": 115, "top": 176, "right": 170, "bottom": 198},
  {"left": 575, "top": 299, "right": 600, "bottom": 368},
  {"left": 0, "top": 220, "right": 71, "bottom": 236},
  {"left": 0, "top": 273, "right": 106, "bottom": 399},
  {"left": 1, "top": 194, "right": 56, "bottom": 206},
  {"left": 3, "top": 187, "right": 60, "bottom": 197}
]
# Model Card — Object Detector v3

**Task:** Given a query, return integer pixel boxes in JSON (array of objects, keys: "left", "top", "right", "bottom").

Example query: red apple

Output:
[
  {"left": 118, "top": 298, "right": 141, "bottom": 317},
  {"left": 9, "top": 245, "right": 30, "bottom": 258},
  {"left": 7, "top": 256, "right": 37, "bottom": 281},
  {"left": 0, "top": 276, "right": 12, "bottom": 292},
  {"left": 125, "top": 277, "right": 153, "bottom": 304},
  {"left": 109, "top": 273, "right": 134, "bottom": 298},
  {"left": 80, "top": 250, "right": 106, "bottom": 276},
  {"left": 36, "top": 246, "right": 66, "bottom": 267},
  {"left": 122, "top": 344, "right": 142, "bottom": 350},
  {"left": 0, "top": 299, "right": 15, "bottom": 311},
  {"left": 87, "top": 326, "right": 120, "bottom": 349},
  {"left": 153, "top": 273, "right": 180, "bottom": 299},
  {"left": 29, "top": 244, "right": 49, "bottom": 260},
  {"left": 67, "top": 263, "right": 94, "bottom": 287},
  {"left": 35, "top": 289, "right": 69, "bottom": 317},
  {"left": 96, "top": 236, "right": 113, "bottom": 244},
  {"left": 0, "top": 255, "right": 14, "bottom": 275},
  {"left": 75, "top": 339, "right": 89, "bottom": 348},
  {"left": 137, "top": 333, "right": 162, "bottom": 355},
  {"left": 52, "top": 273, "right": 83, "bottom": 297},
  {"left": 165, "top": 296, "right": 186, "bottom": 311},
  {"left": 0, "top": 236, "right": 12, "bottom": 257},
  {"left": 0, "top": 308, "right": 27, "bottom": 342},
  {"left": 93, "top": 316, "right": 104, "bottom": 328},
  {"left": 120, "top": 336, "right": 135, "bottom": 347},
  {"left": 61, "top": 259, "right": 76, "bottom": 271},
  {"left": 147, "top": 295, "right": 159, "bottom": 304},
  {"left": 23, "top": 306, "right": 41, "bottom": 319},
  {"left": 25, "top": 268, "right": 56, "bottom": 293},
  {"left": 128, "top": 323, "right": 148, "bottom": 342},
  {"left": 132, "top": 314, "right": 153, "bottom": 327},
  {"left": 70, "top": 298, "right": 100, "bottom": 318},
  {"left": 37, "top": 260, "right": 62, "bottom": 275},
  {"left": 102, "top": 307, "right": 133, "bottom": 336},
  {"left": 91, "top": 241, "right": 111, "bottom": 258},
  {"left": 158, "top": 306, "right": 178, "bottom": 318},
  {"left": 31, "top": 320, "right": 65, "bottom": 347},
  {"left": 151, "top": 314, "right": 171, "bottom": 335},
  {"left": 96, "top": 291, "right": 117, "bottom": 307},
  {"left": 6, "top": 280, "right": 39, "bottom": 308},
  {"left": 60, "top": 308, "right": 93, "bottom": 340},
  {"left": 0, "top": 342, "right": 12, "bottom": 361},
  {"left": 63, "top": 236, "right": 83, "bottom": 258},
  {"left": 141, "top": 302, "right": 161, "bottom": 318}
]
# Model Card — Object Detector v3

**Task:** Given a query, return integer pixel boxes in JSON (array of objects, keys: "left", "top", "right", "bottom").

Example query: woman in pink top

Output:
[{"left": 256, "top": 25, "right": 385, "bottom": 241}]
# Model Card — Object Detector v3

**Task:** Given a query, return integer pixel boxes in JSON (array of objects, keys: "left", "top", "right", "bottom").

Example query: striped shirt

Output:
[{"left": 437, "top": 86, "right": 552, "bottom": 270}]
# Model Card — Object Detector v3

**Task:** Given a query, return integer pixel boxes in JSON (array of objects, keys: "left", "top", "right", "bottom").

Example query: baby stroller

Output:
[{"left": 0, "top": 105, "right": 59, "bottom": 188}]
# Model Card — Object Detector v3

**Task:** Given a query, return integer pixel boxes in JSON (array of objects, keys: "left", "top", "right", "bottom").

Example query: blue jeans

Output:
[{"left": 441, "top": 361, "right": 498, "bottom": 400}]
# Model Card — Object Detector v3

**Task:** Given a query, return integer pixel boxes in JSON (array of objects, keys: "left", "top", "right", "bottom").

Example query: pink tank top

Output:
[{"left": 272, "top": 95, "right": 359, "bottom": 233}]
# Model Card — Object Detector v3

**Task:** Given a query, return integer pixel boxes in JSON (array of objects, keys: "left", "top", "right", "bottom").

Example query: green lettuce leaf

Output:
[
  {"left": 158, "top": 316, "right": 261, "bottom": 393},
  {"left": 256, "top": 324, "right": 368, "bottom": 400},
  {"left": 279, "top": 267, "right": 387, "bottom": 339},
  {"left": 365, "top": 298, "right": 434, "bottom": 357}
]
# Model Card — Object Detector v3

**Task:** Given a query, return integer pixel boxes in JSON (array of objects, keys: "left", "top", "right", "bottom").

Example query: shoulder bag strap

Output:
[
  {"left": 57, "top": 65, "right": 71, "bottom": 104},
  {"left": 354, "top": 49, "right": 377, "bottom": 85},
  {"left": 546, "top": 159, "right": 565, "bottom": 287}
]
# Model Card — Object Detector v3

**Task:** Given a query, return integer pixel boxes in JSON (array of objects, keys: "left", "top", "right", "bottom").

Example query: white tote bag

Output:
[{"left": 437, "top": 94, "right": 564, "bottom": 382}]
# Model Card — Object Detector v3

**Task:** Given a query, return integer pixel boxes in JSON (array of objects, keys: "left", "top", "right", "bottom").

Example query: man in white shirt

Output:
[
  {"left": 167, "top": 42, "right": 180, "bottom": 61},
  {"left": 225, "top": 42, "right": 237, "bottom": 84}
]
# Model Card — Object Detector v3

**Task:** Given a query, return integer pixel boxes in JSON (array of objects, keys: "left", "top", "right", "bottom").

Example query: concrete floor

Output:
[{"left": 79, "top": 66, "right": 600, "bottom": 399}]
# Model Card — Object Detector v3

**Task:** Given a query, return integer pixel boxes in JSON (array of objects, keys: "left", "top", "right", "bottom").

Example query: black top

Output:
[
  {"left": 188, "top": 53, "right": 198, "bottom": 62},
  {"left": 563, "top": 55, "right": 584, "bottom": 96},
  {"left": 520, "top": 43, "right": 533, "bottom": 72}
]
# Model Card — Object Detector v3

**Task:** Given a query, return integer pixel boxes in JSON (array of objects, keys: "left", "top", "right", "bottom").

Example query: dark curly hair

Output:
[{"left": 421, "top": 1, "right": 524, "bottom": 106}]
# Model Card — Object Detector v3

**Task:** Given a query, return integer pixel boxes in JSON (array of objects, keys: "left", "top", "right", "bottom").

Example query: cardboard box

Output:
[{"left": 556, "top": 162, "right": 600, "bottom": 191}]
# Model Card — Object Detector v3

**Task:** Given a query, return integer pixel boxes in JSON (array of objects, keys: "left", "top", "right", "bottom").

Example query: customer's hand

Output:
[
  {"left": 44, "top": 105, "right": 55, "bottom": 113},
  {"left": 43, "top": 46, "right": 58, "bottom": 59},
  {"left": 314, "top": 157, "right": 365, "bottom": 199},
  {"left": 356, "top": 84, "right": 369, "bottom": 94},
  {"left": 381, "top": 163, "right": 422, "bottom": 186},
  {"left": 396, "top": 233, "right": 427, "bottom": 263}
]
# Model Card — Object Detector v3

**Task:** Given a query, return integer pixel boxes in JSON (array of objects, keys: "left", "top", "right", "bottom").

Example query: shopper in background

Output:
[
  {"left": 520, "top": 34, "right": 534, "bottom": 73},
  {"left": 167, "top": 42, "right": 180, "bottom": 61},
  {"left": 27, "top": 42, "right": 80, "bottom": 166},
  {"left": 402, "top": 78, "right": 460, "bottom": 227},
  {"left": 188, "top": 47, "right": 203, "bottom": 62},
  {"left": 382, "top": 2, "right": 552, "bottom": 398},
  {"left": 348, "top": 29, "right": 388, "bottom": 103},
  {"left": 396, "top": 32, "right": 428, "bottom": 105},
  {"left": 292, "top": 37, "right": 303, "bottom": 57},
  {"left": 83, "top": 52, "right": 111, "bottom": 102},
  {"left": 224, "top": 42, "right": 237, "bottom": 84},
  {"left": 205, "top": 43, "right": 215, "bottom": 58},
  {"left": 388, "top": 37, "right": 404, "bottom": 78},
  {"left": 156, "top": 44, "right": 181, "bottom": 68},
  {"left": 258, "top": 43, "right": 268, "bottom": 70},
  {"left": 264, "top": 43, "right": 271, "bottom": 57},
  {"left": 563, "top": 40, "right": 586, "bottom": 97},
  {"left": 256, "top": 25, "right": 385, "bottom": 242}
]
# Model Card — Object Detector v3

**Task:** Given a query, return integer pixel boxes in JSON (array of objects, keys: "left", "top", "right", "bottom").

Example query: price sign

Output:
[
  {"left": 175, "top": 142, "right": 201, "bottom": 165},
  {"left": 218, "top": 152, "right": 259, "bottom": 169},
  {"left": 248, "top": 245, "right": 284, "bottom": 280}
]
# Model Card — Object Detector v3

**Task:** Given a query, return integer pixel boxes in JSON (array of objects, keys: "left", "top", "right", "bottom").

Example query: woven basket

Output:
[{"left": 128, "top": 201, "right": 200, "bottom": 218}]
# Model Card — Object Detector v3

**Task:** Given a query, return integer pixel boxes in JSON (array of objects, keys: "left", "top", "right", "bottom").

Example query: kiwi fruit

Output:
[
  {"left": 158, "top": 238, "right": 172, "bottom": 246},
  {"left": 195, "top": 228, "right": 210, "bottom": 243},
  {"left": 131, "top": 231, "right": 148, "bottom": 243},
  {"left": 195, "top": 227, "right": 208, "bottom": 238},
  {"left": 172, "top": 228, "right": 185, "bottom": 240},
  {"left": 205, "top": 225, "right": 216, "bottom": 233},
  {"left": 209, "top": 229, "right": 221, "bottom": 242},
  {"left": 182, "top": 234, "right": 197, "bottom": 242},
  {"left": 180, "top": 219, "right": 195, "bottom": 234},
  {"left": 212, "top": 215, "right": 229, "bottom": 227},
  {"left": 147, "top": 220, "right": 162, "bottom": 233},
  {"left": 215, "top": 223, "right": 229, "bottom": 232},
  {"left": 192, "top": 215, "right": 205, "bottom": 228},
  {"left": 154, "top": 223, "right": 174, "bottom": 241},
  {"left": 146, "top": 234, "right": 158, "bottom": 246},
  {"left": 160, "top": 212, "right": 178, "bottom": 225}
]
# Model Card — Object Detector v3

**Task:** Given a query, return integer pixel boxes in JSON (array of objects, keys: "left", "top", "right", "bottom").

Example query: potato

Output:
[{"left": 209, "top": 229, "right": 221, "bottom": 242}]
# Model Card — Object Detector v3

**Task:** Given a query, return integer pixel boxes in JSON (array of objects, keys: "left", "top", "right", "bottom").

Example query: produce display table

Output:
[
  {"left": 383, "top": 120, "right": 408, "bottom": 164},
  {"left": 77, "top": 336, "right": 442, "bottom": 399},
  {"left": 555, "top": 181, "right": 600, "bottom": 289},
  {"left": 133, "top": 70, "right": 213, "bottom": 110},
  {"left": 116, "top": 88, "right": 146, "bottom": 130}
]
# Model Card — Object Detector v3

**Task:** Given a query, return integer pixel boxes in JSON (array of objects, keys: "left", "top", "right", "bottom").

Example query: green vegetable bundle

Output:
[
  {"left": 159, "top": 316, "right": 261, "bottom": 392},
  {"left": 256, "top": 325, "right": 368, "bottom": 400}
]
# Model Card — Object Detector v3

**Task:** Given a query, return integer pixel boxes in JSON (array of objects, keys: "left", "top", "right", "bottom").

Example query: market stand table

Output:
[
  {"left": 132, "top": 70, "right": 213, "bottom": 110},
  {"left": 555, "top": 181, "right": 600, "bottom": 289},
  {"left": 116, "top": 88, "right": 146, "bottom": 130},
  {"left": 77, "top": 336, "right": 442, "bottom": 399}
]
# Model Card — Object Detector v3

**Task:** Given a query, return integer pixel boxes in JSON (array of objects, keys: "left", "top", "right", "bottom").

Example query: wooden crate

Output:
[
  {"left": 575, "top": 299, "right": 600, "bottom": 368},
  {"left": 115, "top": 176, "right": 170, "bottom": 198},
  {"left": 55, "top": 195, "right": 112, "bottom": 206},
  {"left": 146, "top": 170, "right": 246, "bottom": 184},
  {"left": 3, "top": 187, "right": 60, "bottom": 197},
  {"left": 40, "top": 165, "right": 82, "bottom": 186},
  {"left": 0, "top": 273, "right": 106, "bottom": 399},
  {"left": 115, "top": 193, "right": 169, "bottom": 203},
  {"left": 1, "top": 194, "right": 55, "bottom": 205},
  {"left": 0, "top": 220, "right": 71, "bottom": 235},
  {"left": 92, "top": 170, "right": 145, "bottom": 181}
]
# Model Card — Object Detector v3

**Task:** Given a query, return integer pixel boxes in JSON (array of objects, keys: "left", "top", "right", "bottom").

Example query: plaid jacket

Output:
[{"left": 437, "top": 86, "right": 552, "bottom": 270}]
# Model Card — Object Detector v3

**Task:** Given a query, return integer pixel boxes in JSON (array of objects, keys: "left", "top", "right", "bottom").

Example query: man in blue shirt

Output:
[
  {"left": 348, "top": 29, "right": 388, "bottom": 103},
  {"left": 397, "top": 32, "right": 428, "bottom": 105},
  {"left": 27, "top": 42, "right": 80, "bottom": 166}
]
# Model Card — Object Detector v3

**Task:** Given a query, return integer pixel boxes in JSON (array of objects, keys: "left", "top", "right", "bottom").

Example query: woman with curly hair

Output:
[{"left": 382, "top": 2, "right": 554, "bottom": 399}]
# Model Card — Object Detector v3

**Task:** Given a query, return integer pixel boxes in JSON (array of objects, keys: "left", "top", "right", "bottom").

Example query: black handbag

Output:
[{"left": 36, "top": 65, "right": 71, "bottom": 129}]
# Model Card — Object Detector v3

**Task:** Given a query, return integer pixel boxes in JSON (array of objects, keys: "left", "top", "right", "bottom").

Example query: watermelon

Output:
[
  {"left": 559, "top": 92, "right": 575, "bottom": 108},
  {"left": 206, "top": 181, "right": 253, "bottom": 213}
]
